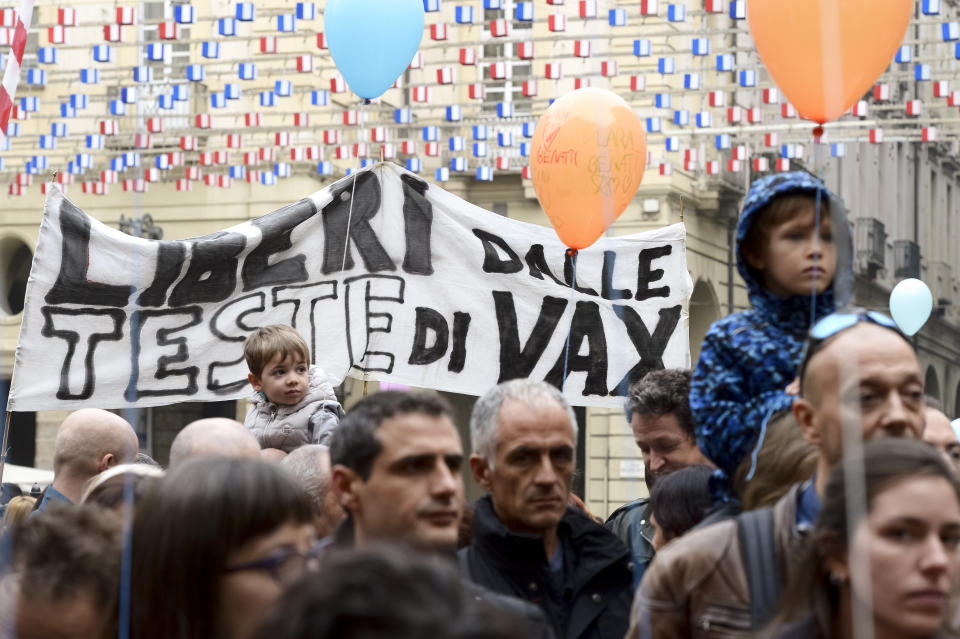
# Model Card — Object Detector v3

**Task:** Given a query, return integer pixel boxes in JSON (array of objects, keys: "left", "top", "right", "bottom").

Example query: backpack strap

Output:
[
  {"left": 457, "top": 546, "right": 472, "bottom": 580},
  {"left": 736, "top": 507, "right": 782, "bottom": 629}
]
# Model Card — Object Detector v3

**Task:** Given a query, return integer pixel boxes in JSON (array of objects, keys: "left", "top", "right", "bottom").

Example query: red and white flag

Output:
[{"left": 0, "top": 0, "right": 34, "bottom": 136}]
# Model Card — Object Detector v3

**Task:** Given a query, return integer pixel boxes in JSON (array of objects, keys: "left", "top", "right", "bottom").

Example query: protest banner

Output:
[{"left": 9, "top": 162, "right": 691, "bottom": 411}]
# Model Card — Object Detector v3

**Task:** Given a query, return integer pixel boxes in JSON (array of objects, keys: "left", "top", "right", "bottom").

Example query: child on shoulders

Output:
[
  {"left": 691, "top": 171, "right": 853, "bottom": 499},
  {"left": 243, "top": 324, "right": 345, "bottom": 452}
]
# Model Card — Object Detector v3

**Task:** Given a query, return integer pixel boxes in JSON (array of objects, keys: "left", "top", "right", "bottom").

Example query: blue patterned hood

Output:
[{"left": 735, "top": 171, "right": 854, "bottom": 331}]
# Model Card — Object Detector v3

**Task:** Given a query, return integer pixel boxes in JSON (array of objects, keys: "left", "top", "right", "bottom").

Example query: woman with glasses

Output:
[
  {"left": 130, "top": 457, "right": 317, "bottom": 639},
  {"left": 769, "top": 438, "right": 960, "bottom": 639}
]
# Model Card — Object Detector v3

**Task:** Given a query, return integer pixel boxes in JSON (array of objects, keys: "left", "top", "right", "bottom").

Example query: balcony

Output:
[{"left": 854, "top": 217, "right": 885, "bottom": 279}]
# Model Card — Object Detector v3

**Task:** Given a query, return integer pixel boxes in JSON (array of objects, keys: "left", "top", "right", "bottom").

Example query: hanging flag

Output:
[
  {"left": 0, "top": 0, "right": 34, "bottom": 136},
  {"left": 175, "top": 5, "right": 195, "bottom": 23},
  {"left": 116, "top": 7, "right": 136, "bottom": 24},
  {"left": 297, "top": 3, "right": 317, "bottom": 20},
  {"left": 202, "top": 41, "right": 220, "bottom": 58},
  {"left": 297, "top": 55, "right": 314, "bottom": 72},
  {"left": 159, "top": 22, "right": 180, "bottom": 40}
]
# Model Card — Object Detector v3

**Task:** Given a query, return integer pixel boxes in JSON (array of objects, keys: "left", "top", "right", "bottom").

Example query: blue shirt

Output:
[
  {"left": 34, "top": 485, "right": 71, "bottom": 513},
  {"left": 795, "top": 478, "right": 821, "bottom": 530}
]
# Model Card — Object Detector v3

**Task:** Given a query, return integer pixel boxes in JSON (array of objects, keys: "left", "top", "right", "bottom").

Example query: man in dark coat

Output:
[
  {"left": 328, "top": 390, "right": 555, "bottom": 639},
  {"left": 461, "top": 379, "right": 633, "bottom": 639}
]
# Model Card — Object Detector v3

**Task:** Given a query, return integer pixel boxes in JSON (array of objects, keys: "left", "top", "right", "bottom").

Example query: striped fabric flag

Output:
[{"left": 0, "top": 0, "right": 34, "bottom": 136}]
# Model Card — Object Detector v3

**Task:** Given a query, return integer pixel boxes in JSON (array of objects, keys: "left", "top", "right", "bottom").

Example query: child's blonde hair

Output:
[
  {"left": 243, "top": 325, "right": 310, "bottom": 376},
  {"left": 2, "top": 495, "right": 36, "bottom": 531}
]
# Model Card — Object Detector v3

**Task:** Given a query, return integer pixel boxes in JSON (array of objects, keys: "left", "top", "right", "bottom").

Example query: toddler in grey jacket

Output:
[{"left": 243, "top": 324, "right": 345, "bottom": 452}]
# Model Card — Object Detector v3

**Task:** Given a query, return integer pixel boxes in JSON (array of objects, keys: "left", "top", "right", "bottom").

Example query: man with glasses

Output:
[{"left": 626, "top": 309, "right": 927, "bottom": 638}]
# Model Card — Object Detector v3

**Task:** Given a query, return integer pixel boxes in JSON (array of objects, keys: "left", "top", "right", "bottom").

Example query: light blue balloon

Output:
[
  {"left": 889, "top": 277, "right": 933, "bottom": 336},
  {"left": 325, "top": 0, "right": 424, "bottom": 100}
]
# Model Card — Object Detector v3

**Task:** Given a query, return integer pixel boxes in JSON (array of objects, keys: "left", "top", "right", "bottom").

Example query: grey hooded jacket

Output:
[{"left": 243, "top": 365, "right": 345, "bottom": 452}]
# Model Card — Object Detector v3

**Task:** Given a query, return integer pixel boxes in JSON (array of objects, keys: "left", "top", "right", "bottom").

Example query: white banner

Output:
[{"left": 10, "top": 163, "right": 692, "bottom": 411}]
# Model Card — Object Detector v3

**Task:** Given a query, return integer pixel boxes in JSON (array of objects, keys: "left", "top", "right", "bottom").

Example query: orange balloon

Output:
[
  {"left": 530, "top": 88, "right": 646, "bottom": 250},
  {"left": 747, "top": 0, "right": 912, "bottom": 124}
]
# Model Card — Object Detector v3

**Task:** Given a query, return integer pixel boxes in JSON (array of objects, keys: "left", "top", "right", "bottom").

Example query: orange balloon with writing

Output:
[
  {"left": 747, "top": 0, "right": 912, "bottom": 124},
  {"left": 530, "top": 88, "right": 646, "bottom": 250}
]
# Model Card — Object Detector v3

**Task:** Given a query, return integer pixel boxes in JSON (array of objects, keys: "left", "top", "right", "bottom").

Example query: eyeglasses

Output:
[
  {"left": 797, "top": 310, "right": 902, "bottom": 392},
  {"left": 223, "top": 538, "right": 329, "bottom": 585}
]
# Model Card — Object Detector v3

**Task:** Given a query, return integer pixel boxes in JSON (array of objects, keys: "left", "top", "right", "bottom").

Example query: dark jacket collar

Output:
[{"left": 471, "top": 495, "right": 629, "bottom": 594}]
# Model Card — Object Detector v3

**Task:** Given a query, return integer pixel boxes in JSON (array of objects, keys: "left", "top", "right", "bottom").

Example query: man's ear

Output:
[
  {"left": 469, "top": 455, "right": 492, "bottom": 492},
  {"left": 793, "top": 397, "right": 820, "bottom": 446},
  {"left": 98, "top": 453, "right": 116, "bottom": 473},
  {"left": 248, "top": 372, "right": 263, "bottom": 392},
  {"left": 331, "top": 464, "right": 361, "bottom": 514}
]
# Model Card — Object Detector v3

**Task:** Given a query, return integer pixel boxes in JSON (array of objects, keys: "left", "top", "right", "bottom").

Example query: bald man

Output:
[
  {"left": 37, "top": 409, "right": 139, "bottom": 511},
  {"left": 923, "top": 400, "right": 960, "bottom": 472},
  {"left": 629, "top": 312, "right": 926, "bottom": 638},
  {"left": 168, "top": 417, "right": 260, "bottom": 467}
]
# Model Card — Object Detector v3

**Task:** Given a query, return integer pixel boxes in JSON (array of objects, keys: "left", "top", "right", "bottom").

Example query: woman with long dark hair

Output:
[
  {"left": 770, "top": 438, "right": 960, "bottom": 639},
  {"left": 129, "top": 457, "right": 316, "bottom": 639}
]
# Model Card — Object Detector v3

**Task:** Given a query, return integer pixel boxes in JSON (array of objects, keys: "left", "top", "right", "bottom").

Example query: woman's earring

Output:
[{"left": 829, "top": 571, "right": 848, "bottom": 586}]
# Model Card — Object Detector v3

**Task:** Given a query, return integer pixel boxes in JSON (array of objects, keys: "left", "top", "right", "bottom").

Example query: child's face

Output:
[
  {"left": 746, "top": 203, "right": 836, "bottom": 298},
  {"left": 248, "top": 352, "right": 309, "bottom": 406}
]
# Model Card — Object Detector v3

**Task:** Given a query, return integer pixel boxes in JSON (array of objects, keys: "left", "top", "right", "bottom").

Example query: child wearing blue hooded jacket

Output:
[{"left": 690, "top": 172, "right": 853, "bottom": 499}]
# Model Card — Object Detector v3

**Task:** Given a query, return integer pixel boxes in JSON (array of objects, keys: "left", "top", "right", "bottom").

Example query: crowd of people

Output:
[{"left": 0, "top": 171, "right": 958, "bottom": 639}]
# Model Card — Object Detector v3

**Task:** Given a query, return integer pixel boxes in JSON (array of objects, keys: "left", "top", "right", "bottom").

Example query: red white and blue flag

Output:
[{"left": 0, "top": 0, "right": 33, "bottom": 136}]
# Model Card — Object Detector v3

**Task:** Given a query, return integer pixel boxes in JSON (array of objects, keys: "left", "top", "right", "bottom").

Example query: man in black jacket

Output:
[
  {"left": 328, "top": 390, "right": 555, "bottom": 639},
  {"left": 461, "top": 379, "right": 633, "bottom": 639}
]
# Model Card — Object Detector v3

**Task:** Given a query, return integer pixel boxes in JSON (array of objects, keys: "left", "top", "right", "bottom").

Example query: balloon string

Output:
[
  {"left": 810, "top": 134, "right": 823, "bottom": 327},
  {"left": 340, "top": 170, "right": 358, "bottom": 275},
  {"left": 561, "top": 249, "right": 579, "bottom": 392},
  {"left": 339, "top": 99, "right": 368, "bottom": 275}
]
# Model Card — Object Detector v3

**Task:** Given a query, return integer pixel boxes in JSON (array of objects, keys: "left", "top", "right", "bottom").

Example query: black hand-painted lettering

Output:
[
  {"left": 493, "top": 291, "right": 567, "bottom": 382},
  {"left": 545, "top": 301, "right": 608, "bottom": 395},
  {"left": 524, "top": 244, "right": 566, "bottom": 287},
  {"left": 242, "top": 198, "right": 317, "bottom": 291},
  {"left": 399, "top": 174, "right": 434, "bottom": 275},
  {"left": 45, "top": 199, "right": 133, "bottom": 307},
  {"left": 272, "top": 282, "right": 338, "bottom": 360},
  {"left": 168, "top": 232, "right": 247, "bottom": 306},
  {"left": 321, "top": 171, "right": 394, "bottom": 274},
  {"left": 610, "top": 304, "right": 682, "bottom": 395},
  {"left": 635, "top": 245, "right": 673, "bottom": 301},
  {"left": 207, "top": 292, "right": 266, "bottom": 393},
  {"left": 125, "top": 307, "right": 202, "bottom": 400},
  {"left": 601, "top": 251, "right": 632, "bottom": 300},
  {"left": 448, "top": 312, "right": 470, "bottom": 373},
  {"left": 409, "top": 307, "right": 448, "bottom": 365},
  {"left": 473, "top": 229, "right": 523, "bottom": 274},
  {"left": 40, "top": 306, "right": 125, "bottom": 400},
  {"left": 138, "top": 242, "right": 187, "bottom": 307},
  {"left": 564, "top": 251, "right": 598, "bottom": 296},
  {"left": 344, "top": 274, "right": 404, "bottom": 373}
]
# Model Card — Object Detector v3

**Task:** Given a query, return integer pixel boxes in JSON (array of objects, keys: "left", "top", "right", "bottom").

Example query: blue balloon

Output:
[
  {"left": 325, "top": 0, "right": 424, "bottom": 100},
  {"left": 889, "top": 278, "right": 933, "bottom": 336}
]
